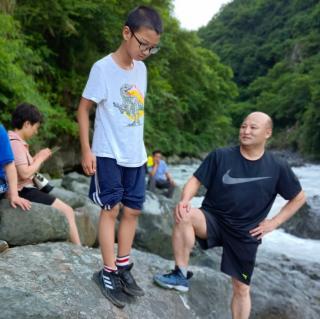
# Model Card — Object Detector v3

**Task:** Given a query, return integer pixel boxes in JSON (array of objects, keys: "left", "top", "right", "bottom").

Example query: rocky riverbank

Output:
[{"left": 0, "top": 172, "right": 319, "bottom": 319}]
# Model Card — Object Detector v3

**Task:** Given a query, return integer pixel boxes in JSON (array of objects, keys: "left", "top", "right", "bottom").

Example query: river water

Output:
[{"left": 170, "top": 163, "right": 320, "bottom": 264}]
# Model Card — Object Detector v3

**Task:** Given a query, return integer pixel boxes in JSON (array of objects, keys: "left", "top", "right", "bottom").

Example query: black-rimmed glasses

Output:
[{"left": 131, "top": 30, "right": 160, "bottom": 55}]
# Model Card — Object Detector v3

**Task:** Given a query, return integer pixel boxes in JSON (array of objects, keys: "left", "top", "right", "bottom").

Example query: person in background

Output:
[
  {"left": 154, "top": 112, "right": 306, "bottom": 319},
  {"left": 148, "top": 150, "right": 176, "bottom": 198},
  {"left": 0, "top": 123, "right": 31, "bottom": 253},
  {"left": 9, "top": 103, "right": 81, "bottom": 246},
  {"left": 77, "top": 5, "right": 163, "bottom": 308}
]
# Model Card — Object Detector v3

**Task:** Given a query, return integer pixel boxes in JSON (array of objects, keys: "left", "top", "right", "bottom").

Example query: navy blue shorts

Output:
[
  {"left": 89, "top": 157, "right": 145, "bottom": 211},
  {"left": 196, "top": 209, "right": 259, "bottom": 285}
]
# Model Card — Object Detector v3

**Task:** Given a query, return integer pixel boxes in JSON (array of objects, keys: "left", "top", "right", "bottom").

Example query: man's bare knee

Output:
[{"left": 232, "top": 278, "right": 250, "bottom": 298}]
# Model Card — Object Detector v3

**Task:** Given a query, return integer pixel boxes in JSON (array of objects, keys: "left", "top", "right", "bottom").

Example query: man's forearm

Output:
[
  {"left": 181, "top": 176, "right": 201, "bottom": 202},
  {"left": 272, "top": 190, "right": 306, "bottom": 227}
]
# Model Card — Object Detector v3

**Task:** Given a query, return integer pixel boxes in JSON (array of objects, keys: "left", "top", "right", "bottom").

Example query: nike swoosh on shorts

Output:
[{"left": 222, "top": 169, "right": 271, "bottom": 185}]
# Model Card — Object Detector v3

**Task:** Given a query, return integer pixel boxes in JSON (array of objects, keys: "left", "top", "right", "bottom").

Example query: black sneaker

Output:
[
  {"left": 118, "top": 263, "right": 145, "bottom": 297},
  {"left": 92, "top": 270, "right": 127, "bottom": 308}
]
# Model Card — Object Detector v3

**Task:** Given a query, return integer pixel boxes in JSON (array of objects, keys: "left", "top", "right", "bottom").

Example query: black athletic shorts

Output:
[
  {"left": 19, "top": 187, "right": 56, "bottom": 206},
  {"left": 196, "top": 209, "right": 260, "bottom": 285}
]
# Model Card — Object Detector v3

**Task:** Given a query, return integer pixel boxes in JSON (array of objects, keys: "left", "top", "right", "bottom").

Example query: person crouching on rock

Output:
[{"left": 9, "top": 103, "right": 81, "bottom": 245}]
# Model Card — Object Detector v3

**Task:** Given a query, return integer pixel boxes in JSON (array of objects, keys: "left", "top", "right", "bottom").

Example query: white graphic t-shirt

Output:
[{"left": 82, "top": 54, "right": 147, "bottom": 167}]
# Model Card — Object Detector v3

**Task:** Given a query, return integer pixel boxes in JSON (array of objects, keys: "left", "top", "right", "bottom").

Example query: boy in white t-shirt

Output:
[{"left": 77, "top": 6, "right": 162, "bottom": 308}]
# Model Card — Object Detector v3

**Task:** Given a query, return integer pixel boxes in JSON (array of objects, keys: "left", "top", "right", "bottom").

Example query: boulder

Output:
[
  {"left": 75, "top": 208, "right": 97, "bottom": 247},
  {"left": 134, "top": 191, "right": 175, "bottom": 258},
  {"left": 41, "top": 140, "right": 82, "bottom": 175},
  {"left": 282, "top": 196, "right": 320, "bottom": 239},
  {"left": 50, "top": 187, "right": 88, "bottom": 209},
  {"left": 61, "top": 172, "right": 91, "bottom": 196},
  {"left": 0, "top": 242, "right": 318, "bottom": 319},
  {"left": 75, "top": 202, "right": 101, "bottom": 247},
  {"left": 147, "top": 184, "right": 182, "bottom": 204},
  {"left": 0, "top": 199, "right": 98, "bottom": 247},
  {"left": 251, "top": 251, "right": 320, "bottom": 319},
  {"left": 0, "top": 242, "right": 231, "bottom": 319},
  {"left": 0, "top": 200, "right": 69, "bottom": 245}
]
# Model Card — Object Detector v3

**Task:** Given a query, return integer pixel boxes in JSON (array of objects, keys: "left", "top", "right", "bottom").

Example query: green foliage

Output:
[
  {"left": 0, "top": 0, "right": 237, "bottom": 157},
  {"left": 199, "top": 0, "right": 320, "bottom": 158},
  {"left": 0, "top": 12, "right": 76, "bottom": 143}
]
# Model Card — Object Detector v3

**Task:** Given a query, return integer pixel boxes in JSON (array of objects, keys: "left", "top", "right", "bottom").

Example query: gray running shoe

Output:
[
  {"left": 0, "top": 240, "right": 8, "bottom": 254},
  {"left": 118, "top": 263, "right": 145, "bottom": 296},
  {"left": 92, "top": 270, "right": 127, "bottom": 308}
]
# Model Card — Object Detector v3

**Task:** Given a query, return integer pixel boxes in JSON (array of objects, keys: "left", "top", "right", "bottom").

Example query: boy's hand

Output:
[{"left": 81, "top": 151, "right": 96, "bottom": 176}]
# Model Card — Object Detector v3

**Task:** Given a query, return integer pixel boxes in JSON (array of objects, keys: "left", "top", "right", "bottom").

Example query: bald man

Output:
[{"left": 153, "top": 112, "right": 306, "bottom": 319}]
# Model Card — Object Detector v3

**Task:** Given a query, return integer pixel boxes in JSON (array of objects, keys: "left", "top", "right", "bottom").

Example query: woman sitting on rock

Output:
[{"left": 9, "top": 103, "right": 81, "bottom": 245}]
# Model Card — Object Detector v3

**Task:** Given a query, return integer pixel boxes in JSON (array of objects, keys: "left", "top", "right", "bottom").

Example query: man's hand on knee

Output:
[{"left": 175, "top": 201, "right": 191, "bottom": 223}]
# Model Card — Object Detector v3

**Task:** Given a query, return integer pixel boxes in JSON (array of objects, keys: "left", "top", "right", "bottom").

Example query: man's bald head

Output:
[
  {"left": 239, "top": 111, "right": 273, "bottom": 149},
  {"left": 244, "top": 112, "right": 273, "bottom": 130}
]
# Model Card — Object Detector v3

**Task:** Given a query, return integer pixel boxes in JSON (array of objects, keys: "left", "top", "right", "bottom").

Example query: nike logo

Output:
[
  {"left": 222, "top": 169, "right": 271, "bottom": 185},
  {"left": 242, "top": 273, "right": 248, "bottom": 280}
]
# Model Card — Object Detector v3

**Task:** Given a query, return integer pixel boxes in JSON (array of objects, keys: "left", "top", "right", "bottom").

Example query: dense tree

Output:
[
  {"left": 199, "top": 0, "right": 320, "bottom": 159},
  {"left": 0, "top": 0, "right": 237, "bottom": 156}
]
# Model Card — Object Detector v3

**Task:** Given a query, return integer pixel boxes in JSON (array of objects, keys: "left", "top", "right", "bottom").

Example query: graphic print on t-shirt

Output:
[{"left": 113, "top": 84, "right": 144, "bottom": 126}]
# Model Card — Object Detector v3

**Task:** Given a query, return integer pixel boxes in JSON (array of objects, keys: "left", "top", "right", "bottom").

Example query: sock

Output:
[
  {"left": 116, "top": 255, "right": 130, "bottom": 268},
  {"left": 178, "top": 266, "right": 188, "bottom": 278},
  {"left": 103, "top": 265, "right": 117, "bottom": 275}
]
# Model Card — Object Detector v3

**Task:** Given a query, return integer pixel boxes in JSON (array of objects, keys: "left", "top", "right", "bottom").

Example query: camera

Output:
[{"left": 33, "top": 173, "right": 54, "bottom": 193}]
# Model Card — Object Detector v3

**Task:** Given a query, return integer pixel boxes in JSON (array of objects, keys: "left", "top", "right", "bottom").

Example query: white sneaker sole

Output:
[{"left": 154, "top": 278, "right": 189, "bottom": 292}]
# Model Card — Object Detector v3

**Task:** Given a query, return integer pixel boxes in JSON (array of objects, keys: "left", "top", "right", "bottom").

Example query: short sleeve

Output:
[
  {"left": 193, "top": 151, "right": 217, "bottom": 189},
  {"left": 9, "top": 140, "right": 29, "bottom": 166},
  {"left": 0, "top": 126, "right": 14, "bottom": 166},
  {"left": 276, "top": 160, "right": 302, "bottom": 200},
  {"left": 82, "top": 63, "right": 107, "bottom": 104}
]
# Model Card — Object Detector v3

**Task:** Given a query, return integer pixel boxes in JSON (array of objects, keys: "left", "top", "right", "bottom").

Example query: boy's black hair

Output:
[
  {"left": 11, "top": 103, "right": 43, "bottom": 129},
  {"left": 152, "top": 150, "right": 162, "bottom": 156},
  {"left": 125, "top": 6, "right": 163, "bottom": 34}
]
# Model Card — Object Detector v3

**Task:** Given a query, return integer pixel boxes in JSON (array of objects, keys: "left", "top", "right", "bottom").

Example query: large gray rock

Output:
[
  {"left": 51, "top": 187, "right": 88, "bottom": 209},
  {"left": 0, "top": 199, "right": 98, "bottom": 247},
  {"left": 134, "top": 191, "right": 175, "bottom": 258},
  {"left": 61, "top": 172, "right": 91, "bottom": 196},
  {"left": 282, "top": 196, "right": 320, "bottom": 239},
  {"left": 0, "top": 243, "right": 318, "bottom": 319},
  {"left": 185, "top": 246, "right": 320, "bottom": 319},
  {"left": 75, "top": 209, "right": 97, "bottom": 247},
  {"left": 251, "top": 251, "right": 320, "bottom": 319},
  {"left": 0, "top": 200, "right": 69, "bottom": 245},
  {"left": 41, "top": 139, "right": 82, "bottom": 175},
  {"left": 0, "top": 243, "right": 231, "bottom": 319},
  {"left": 75, "top": 202, "right": 101, "bottom": 247}
]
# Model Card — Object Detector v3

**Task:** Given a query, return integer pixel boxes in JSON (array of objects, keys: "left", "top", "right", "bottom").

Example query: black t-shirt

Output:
[{"left": 194, "top": 146, "right": 302, "bottom": 240}]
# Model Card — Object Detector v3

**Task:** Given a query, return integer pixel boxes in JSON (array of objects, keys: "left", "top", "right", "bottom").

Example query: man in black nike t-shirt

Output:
[{"left": 153, "top": 112, "right": 306, "bottom": 319}]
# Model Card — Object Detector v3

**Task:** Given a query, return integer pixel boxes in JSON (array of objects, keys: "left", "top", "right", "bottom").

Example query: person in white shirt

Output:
[{"left": 77, "top": 5, "right": 163, "bottom": 308}]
